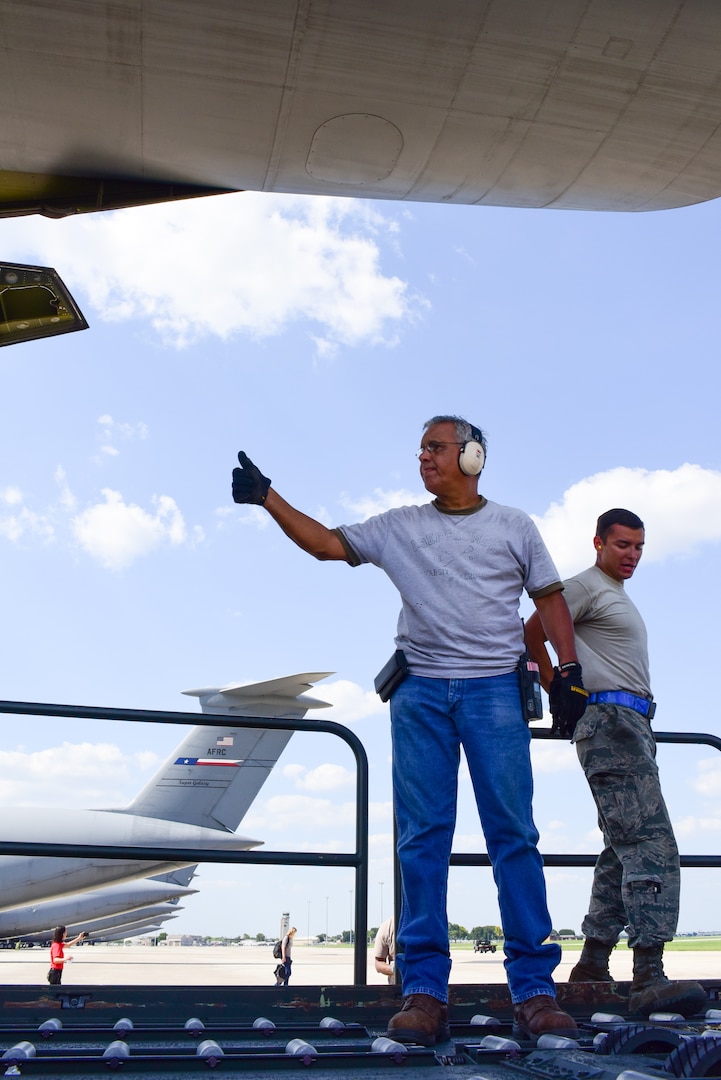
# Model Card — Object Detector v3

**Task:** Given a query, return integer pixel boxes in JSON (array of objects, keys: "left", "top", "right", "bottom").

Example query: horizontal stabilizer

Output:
[{"left": 182, "top": 672, "right": 333, "bottom": 716}]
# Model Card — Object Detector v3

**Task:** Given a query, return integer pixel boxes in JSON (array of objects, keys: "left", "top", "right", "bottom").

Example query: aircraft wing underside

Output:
[{"left": 2, "top": 1, "right": 721, "bottom": 216}]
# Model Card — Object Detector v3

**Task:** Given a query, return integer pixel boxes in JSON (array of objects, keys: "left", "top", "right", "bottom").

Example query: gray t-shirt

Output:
[
  {"left": 562, "top": 565, "right": 651, "bottom": 697},
  {"left": 336, "top": 499, "right": 562, "bottom": 678}
]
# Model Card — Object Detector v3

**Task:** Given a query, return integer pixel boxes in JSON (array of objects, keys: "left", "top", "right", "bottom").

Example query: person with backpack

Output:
[{"left": 274, "top": 927, "right": 296, "bottom": 986}]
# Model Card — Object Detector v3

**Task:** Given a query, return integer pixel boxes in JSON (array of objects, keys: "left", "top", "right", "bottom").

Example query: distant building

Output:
[{"left": 165, "top": 934, "right": 204, "bottom": 947}]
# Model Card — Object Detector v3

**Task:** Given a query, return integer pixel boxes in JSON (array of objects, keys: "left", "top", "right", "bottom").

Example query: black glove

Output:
[
  {"left": 548, "top": 662, "right": 588, "bottom": 739},
  {"left": 232, "top": 451, "right": 271, "bottom": 505}
]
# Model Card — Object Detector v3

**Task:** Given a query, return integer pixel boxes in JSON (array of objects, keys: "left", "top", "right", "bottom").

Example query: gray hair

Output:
[{"left": 423, "top": 415, "right": 487, "bottom": 457}]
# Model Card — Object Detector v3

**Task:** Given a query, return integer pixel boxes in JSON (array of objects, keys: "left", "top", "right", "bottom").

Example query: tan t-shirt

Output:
[{"left": 562, "top": 565, "right": 651, "bottom": 697}]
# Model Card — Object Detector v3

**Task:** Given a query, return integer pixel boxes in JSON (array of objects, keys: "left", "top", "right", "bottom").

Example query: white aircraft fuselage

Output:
[
  {"left": 0, "top": 808, "right": 258, "bottom": 913},
  {"left": 0, "top": 880, "right": 196, "bottom": 940}
]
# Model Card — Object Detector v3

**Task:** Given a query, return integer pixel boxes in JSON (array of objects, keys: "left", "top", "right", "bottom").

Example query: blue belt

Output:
[{"left": 587, "top": 691, "right": 656, "bottom": 719}]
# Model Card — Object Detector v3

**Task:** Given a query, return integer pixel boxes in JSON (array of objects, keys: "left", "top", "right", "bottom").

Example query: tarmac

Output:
[
  {"left": 0, "top": 944, "right": 719, "bottom": 1080},
  {"left": 0, "top": 942, "right": 718, "bottom": 986}
]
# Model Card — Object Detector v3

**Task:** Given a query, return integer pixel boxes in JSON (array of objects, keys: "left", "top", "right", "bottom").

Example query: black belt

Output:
[{"left": 587, "top": 690, "right": 656, "bottom": 719}]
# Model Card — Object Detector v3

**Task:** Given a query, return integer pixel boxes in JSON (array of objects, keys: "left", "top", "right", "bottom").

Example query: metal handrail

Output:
[
  {"left": 0, "top": 699, "right": 370, "bottom": 984},
  {"left": 450, "top": 728, "right": 721, "bottom": 870},
  {"left": 1, "top": 698, "right": 718, "bottom": 982}
]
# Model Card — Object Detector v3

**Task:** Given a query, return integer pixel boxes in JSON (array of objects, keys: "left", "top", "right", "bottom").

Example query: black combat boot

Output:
[
  {"left": 629, "top": 945, "right": 706, "bottom": 1017},
  {"left": 568, "top": 938, "right": 614, "bottom": 983}
]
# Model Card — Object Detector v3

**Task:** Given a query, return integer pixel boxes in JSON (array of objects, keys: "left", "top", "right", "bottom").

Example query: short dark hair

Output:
[
  {"left": 53, "top": 926, "right": 66, "bottom": 943},
  {"left": 596, "top": 508, "right": 644, "bottom": 541}
]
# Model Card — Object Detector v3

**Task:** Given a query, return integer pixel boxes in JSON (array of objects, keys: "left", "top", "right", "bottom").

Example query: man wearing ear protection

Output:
[
  {"left": 232, "top": 415, "right": 583, "bottom": 1043},
  {"left": 525, "top": 509, "right": 705, "bottom": 1019}
]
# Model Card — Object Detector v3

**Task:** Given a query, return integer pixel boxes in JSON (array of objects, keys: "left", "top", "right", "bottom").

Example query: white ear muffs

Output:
[{"left": 458, "top": 428, "right": 486, "bottom": 476}]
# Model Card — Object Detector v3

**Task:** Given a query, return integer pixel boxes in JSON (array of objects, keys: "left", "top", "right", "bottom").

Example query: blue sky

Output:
[{"left": 0, "top": 190, "right": 720, "bottom": 942}]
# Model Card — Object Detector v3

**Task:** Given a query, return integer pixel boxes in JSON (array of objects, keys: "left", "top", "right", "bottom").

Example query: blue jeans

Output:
[{"left": 390, "top": 673, "right": 561, "bottom": 1005}]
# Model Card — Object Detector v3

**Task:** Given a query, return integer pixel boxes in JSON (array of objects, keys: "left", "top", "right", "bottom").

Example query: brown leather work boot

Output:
[
  {"left": 629, "top": 945, "right": 706, "bottom": 1018},
  {"left": 513, "top": 994, "right": 578, "bottom": 1039},
  {"left": 386, "top": 993, "right": 450, "bottom": 1046}
]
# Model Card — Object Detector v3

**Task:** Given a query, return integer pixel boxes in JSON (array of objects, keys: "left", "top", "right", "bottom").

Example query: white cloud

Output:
[
  {"left": 282, "top": 764, "right": 306, "bottom": 782},
  {"left": 320, "top": 679, "right": 385, "bottom": 723},
  {"left": 54, "top": 466, "right": 76, "bottom": 511},
  {"left": 71, "top": 489, "right": 188, "bottom": 570},
  {"left": 280, "top": 761, "right": 355, "bottom": 794},
  {"left": 4, "top": 194, "right": 419, "bottom": 351},
  {"left": 293, "top": 763, "right": 355, "bottom": 793},
  {"left": 250, "top": 794, "right": 356, "bottom": 831},
  {"left": 340, "top": 487, "right": 425, "bottom": 520},
  {"left": 93, "top": 415, "right": 149, "bottom": 463},
  {"left": 230, "top": 506, "right": 271, "bottom": 531},
  {"left": 0, "top": 486, "right": 23, "bottom": 506},
  {"left": 673, "top": 815, "right": 721, "bottom": 838},
  {"left": 691, "top": 758, "right": 721, "bottom": 798},
  {"left": 1, "top": 468, "right": 200, "bottom": 569},
  {"left": 533, "top": 464, "right": 721, "bottom": 576},
  {"left": 453, "top": 832, "right": 487, "bottom": 853},
  {"left": 530, "top": 739, "right": 578, "bottom": 773},
  {"left": 97, "top": 414, "right": 149, "bottom": 443},
  {"left": 0, "top": 505, "right": 54, "bottom": 544},
  {"left": 0, "top": 741, "right": 137, "bottom": 808}
]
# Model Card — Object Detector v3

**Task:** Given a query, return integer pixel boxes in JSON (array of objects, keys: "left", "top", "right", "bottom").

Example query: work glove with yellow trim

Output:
[{"left": 549, "top": 662, "right": 588, "bottom": 739}]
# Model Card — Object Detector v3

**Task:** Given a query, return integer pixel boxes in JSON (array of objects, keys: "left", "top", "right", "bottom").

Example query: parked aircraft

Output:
[
  {"left": 0, "top": 879, "right": 197, "bottom": 942},
  {"left": 18, "top": 906, "right": 183, "bottom": 948},
  {"left": 98, "top": 925, "right": 166, "bottom": 945},
  {"left": 0, "top": 673, "right": 332, "bottom": 944}
]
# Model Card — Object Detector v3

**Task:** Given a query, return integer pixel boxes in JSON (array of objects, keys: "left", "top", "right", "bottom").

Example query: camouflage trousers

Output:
[{"left": 573, "top": 703, "right": 679, "bottom": 949}]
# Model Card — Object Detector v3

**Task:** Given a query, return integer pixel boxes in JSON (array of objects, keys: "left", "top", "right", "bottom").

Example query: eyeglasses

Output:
[{"left": 415, "top": 441, "right": 463, "bottom": 459}]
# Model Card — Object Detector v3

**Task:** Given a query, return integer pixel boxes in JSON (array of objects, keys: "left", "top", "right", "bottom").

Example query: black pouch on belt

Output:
[{"left": 374, "top": 649, "right": 409, "bottom": 702}]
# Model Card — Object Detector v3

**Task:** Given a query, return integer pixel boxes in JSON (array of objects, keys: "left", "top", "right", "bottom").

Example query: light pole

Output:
[
  {"left": 348, "top": 889, "right": 353, "bottom": 945},
  {"left": 325, "top": 895, "right": 329, "bottom": 944},
  {"left": 307, "top": 900, "right": 310, "bottom": 946},
  {"left": 379, "top": 881, "right": 384, "bottom": 924}
]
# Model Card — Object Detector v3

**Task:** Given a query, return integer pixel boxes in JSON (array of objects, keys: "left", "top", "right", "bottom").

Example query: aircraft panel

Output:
[
  {"left": 140, "top": 2, "right": 295, "bottom": 188},
  {"left": 0, "top": 5, "right": 144, "bottom": 177},
  {"left": 479, "top": 122, "right": 614, "bottom": 210},
  {"left": 659, "top": 0, "right": 721, "bottom": 69},
  {"left": 286, "top": 2, "right": 486, "bottom": 108}
]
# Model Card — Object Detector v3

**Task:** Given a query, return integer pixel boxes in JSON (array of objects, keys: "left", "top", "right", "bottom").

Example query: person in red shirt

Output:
[{"left": 48, "top": 925, "right": 86, "bottom": 985}]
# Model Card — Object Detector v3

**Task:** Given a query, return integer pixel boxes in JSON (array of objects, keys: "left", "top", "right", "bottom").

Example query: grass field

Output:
[
  {"left": 556, "top": 937, "right": 721, "bottom": 953},
  {"left": 450, "top": 937, "right": 721, "bottom": 953}
]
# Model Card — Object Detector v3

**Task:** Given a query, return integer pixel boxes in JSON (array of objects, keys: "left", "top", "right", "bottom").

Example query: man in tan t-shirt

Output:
[
  {"left": 374, "top": 917, "right": 396, "bottom": 983},
  {"left": 526, "top": 508, "right": 705, "bottom": 1019}
]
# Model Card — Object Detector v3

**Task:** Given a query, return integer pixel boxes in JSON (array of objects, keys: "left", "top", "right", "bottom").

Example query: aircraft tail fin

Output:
[{"left": 122, "top": 673, "right": 333, "bottom": 832}]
